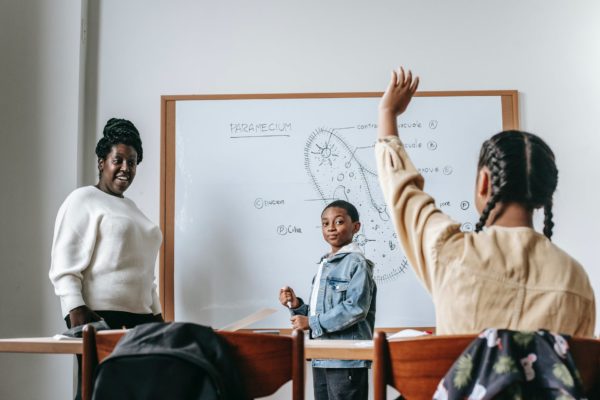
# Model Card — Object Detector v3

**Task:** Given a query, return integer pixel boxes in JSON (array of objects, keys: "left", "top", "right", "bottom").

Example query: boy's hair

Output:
[
  {"left": 475, "top": 130, "right": 558, "bottom": 239},
  {"left": 95, "top": 118, "right": 143, "bottom": 164},
  {"left": 322, "top": 200, "right": 360, "bottom": 222}
]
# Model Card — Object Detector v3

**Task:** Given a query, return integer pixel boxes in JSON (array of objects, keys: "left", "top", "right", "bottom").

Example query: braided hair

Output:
[
  {"left": 474, "top": 130, "right": 558, "bottom": 239},
  {"left": 95, "top": 118, "right": 143, "bottom": 164}
]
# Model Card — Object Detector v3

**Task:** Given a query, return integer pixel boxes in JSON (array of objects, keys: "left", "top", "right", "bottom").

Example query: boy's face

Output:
[{"left": 321, "top": 206, "right": 361, "bottom": 254}]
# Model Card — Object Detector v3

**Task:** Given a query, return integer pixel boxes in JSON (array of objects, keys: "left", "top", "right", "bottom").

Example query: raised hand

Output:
[{"left": 380, "top": 66, "right": 419, "bottom": 116}]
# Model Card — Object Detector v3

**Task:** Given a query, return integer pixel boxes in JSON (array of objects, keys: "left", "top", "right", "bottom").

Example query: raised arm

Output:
[
  {"left": 375, "top": 68, "right": 460, "bottom": 292},
  {"left": 378, "top": 66, "right": 419, "bottom": 139}
]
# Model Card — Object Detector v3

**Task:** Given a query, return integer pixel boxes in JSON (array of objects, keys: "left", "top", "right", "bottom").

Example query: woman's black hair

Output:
[
  {"left": 95, "top": 118, "right": 143, "bottom": 164},
  {"left": 475, "top": 130, "right": 558, "bottom": 239},
  {"left": 323, "top": 200, "right": 360, "bottom": 222}
]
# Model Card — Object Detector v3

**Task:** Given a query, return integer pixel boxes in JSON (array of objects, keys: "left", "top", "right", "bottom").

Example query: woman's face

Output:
[{"left": 97, "top": 144, "right": 138, "bottom": 197}]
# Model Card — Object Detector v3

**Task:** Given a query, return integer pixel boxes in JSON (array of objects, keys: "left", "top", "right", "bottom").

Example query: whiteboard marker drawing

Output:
[{"left": 305, "top": 127, "right": 408, "bottom": 283}]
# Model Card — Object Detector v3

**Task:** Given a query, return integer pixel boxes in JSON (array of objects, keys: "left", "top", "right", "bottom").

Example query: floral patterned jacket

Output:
[{"left": 433, "top": 329, "right": 588, "bottom": 400}]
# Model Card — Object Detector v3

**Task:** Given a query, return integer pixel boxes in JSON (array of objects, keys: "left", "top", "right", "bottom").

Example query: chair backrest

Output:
[
  {"left": 219, "top": 330, "right": 305, "bottom": 399},
  {"left": 569, "top": 336, "right": 600, "bottom": 396},
  {"left": 373, "top": 332, "right": 475, "bottom": 400},
  {"left": 82, "top": 325, "right": 305, "bottom": 400},
  {"left": 81, "top": 327, "right": 126, "bottom": 400},
  {"left": 373, "top": 331, "right": 600, "bottom": 400}
]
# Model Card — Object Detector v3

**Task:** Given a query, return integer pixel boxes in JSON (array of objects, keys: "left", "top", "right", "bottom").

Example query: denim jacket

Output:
[{"left": 291, "top": 243, "right": 376, "bottom": 368}]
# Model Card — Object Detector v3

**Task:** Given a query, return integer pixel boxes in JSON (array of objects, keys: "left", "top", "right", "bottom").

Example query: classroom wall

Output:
[
  {"left": 0, "top": 0, "right": 85, "bottom": 399},
  {"left": 88, "top": 0, "right": 600, "bottom": 326},
  {"left": 88, "top": 2, "right": 600, "bottom": 398},
  {"left": 1, "top": 1, "right": 598, "bottom": 399}
]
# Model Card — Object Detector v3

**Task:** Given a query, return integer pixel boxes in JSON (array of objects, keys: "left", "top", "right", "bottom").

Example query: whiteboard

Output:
[{"left": 160, "top": 91, "right": 518, "bottom": 329}]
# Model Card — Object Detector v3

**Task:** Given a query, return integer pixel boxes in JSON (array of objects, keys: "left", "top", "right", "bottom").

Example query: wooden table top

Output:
[
  {"left": 0, "top": 336, "right": 373, "bottom": 359},
  {"left": 0, "top": 337, "right": 83, "bottom": 354}
]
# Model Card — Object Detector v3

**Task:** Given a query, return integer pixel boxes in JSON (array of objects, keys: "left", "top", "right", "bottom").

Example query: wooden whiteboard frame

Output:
[{"left": 159, "top": 90, "right": 519, "bottom": 322}]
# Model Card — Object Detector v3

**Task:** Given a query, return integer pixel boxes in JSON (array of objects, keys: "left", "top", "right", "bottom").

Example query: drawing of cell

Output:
[
  {"left": 305, "top": 127, "right": 408, "bottom": 283},
  {"left": 311, "top": 140, "right": 339, "bottom": 166},
  {"left": 354, "top": 233, "right": 375, "bottom": 247}
]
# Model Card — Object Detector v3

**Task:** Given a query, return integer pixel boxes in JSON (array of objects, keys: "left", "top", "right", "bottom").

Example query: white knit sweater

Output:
[{"left": 50, "top": 186, "right": 163, "bottom": 317}]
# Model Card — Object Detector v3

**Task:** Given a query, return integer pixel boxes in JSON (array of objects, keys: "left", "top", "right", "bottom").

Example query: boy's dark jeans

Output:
[{"left": 313, "top": 367, "right": 368, "bottom": 400}]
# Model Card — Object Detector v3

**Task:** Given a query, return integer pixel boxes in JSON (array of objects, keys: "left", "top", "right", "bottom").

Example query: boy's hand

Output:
[
  {"left": 290, "top": 315, "right": 309, "bottom": 330},
  {"left": 279, "top": 286, "right": 300, "bottom": 308},
  {"left": 378, "top": 67, "right": 419, "bottom": 139},
  {"left": 379, "top": 66, "right": 419, "bottom": 115}
]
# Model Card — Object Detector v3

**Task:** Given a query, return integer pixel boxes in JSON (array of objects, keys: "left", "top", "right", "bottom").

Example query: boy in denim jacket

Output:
[{"left": 279, "top": 200, "right": 376, "bottom": 400}]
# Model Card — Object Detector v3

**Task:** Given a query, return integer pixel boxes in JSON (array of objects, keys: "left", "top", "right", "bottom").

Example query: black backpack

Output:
[{"left": 92, "top": 322, "right": 244, "bottom": 400}]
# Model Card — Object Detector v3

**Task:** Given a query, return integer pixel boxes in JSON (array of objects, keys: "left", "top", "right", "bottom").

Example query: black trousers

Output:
[
  {"left": 66, "top": 310, "right": 156, "bottom": 400},
  {"left": 65, "top": 310, "right": 157, "bottom": 330},
  {"left": 313, "top": 367, "right": 369, "bottom": 400}
]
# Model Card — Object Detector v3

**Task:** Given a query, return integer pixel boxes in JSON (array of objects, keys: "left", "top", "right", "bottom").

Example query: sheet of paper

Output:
[
  {"left": 52, "top": 334, "right": 81, "bottom": 341},
  {"left": 388, "top": 329, "right": 430, "bottom": 339},
  {"left": 218, "top": 308, "right": 278, "bottom": 331}
]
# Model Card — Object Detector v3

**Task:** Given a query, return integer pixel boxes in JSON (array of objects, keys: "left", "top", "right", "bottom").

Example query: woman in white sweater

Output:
[{"left": 50, "top": 118, "right": 163, "bottom": 330}]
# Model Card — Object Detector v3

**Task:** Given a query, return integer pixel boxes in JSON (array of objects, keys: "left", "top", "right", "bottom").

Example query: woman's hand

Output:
[
  {"left": 290, "top": 315, "right": 309, "bottom": 330},
  {"left": 279, "top": 286, "right": 300, "bottom": 309},
  {"left": 378, "top": 67, "right": 419, "bottom": 138},
  {"left": 153, "top": 313, "right": 164, "bottom": 322},
  {"left": 68, "top": 305, "right": 101, "bottom": 327}
]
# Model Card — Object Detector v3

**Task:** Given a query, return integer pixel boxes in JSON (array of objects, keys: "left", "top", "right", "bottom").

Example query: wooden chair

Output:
[
  {"left": 82, "top": 326, "right": 305, "bottom": 400},
  {"left": 219, "top": 330, "right": 305, "bottom": 399},
  {"left": 373, "top": 331, "right": 600, "bottom": 399}
]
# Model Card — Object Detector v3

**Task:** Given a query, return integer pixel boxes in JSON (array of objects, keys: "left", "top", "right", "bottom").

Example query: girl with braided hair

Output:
[{"left": 375, "top": 67, "right": 595, "bottom": 337}]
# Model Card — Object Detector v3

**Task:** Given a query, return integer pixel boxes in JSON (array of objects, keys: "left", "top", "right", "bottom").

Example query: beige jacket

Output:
[{"left": 376, "top": 136, "right": 595, "bottom": 337}]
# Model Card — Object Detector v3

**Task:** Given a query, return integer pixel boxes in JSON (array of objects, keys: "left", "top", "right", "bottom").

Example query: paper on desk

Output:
[
  {"left": 388, "top": 329, "right": 430, "bottom": 339},
  {"left": 219, "top": 308, "right": 278, "bottom": 331},
  {"left": 52, "top": 334, "right": 81, "bottom": 341}
]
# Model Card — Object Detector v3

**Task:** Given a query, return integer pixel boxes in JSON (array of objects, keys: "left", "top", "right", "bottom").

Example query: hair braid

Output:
[
  {"left": 475, "top": 193, "right": 499, "bottom": 232},
  {"left": 474, "top": 130, "right": 558, "bottom": 239},
  {"left": 543, "top": 202, "right": 554, "bottom": 239},
  {"left": 475, "top": 146, "right": 504, "bottom": 232}
]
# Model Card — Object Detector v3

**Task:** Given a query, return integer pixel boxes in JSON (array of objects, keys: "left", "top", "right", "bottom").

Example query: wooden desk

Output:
[
  {"left": 0, "top": 337, "right": 372, "bottom": 360},
  {"left": 305, "top": 339, "right": 372, "bottom": 360},
  {"left": 0, "top": 337, "right": 82, "bottom": 354}
]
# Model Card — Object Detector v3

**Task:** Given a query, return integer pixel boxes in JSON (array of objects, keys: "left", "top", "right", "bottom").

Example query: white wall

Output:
[
  {"left": 89, "top": 3, "right": 600, "bottom": 398},
  {"left": 90, "top": 0, "right": 600, "bottom": 327},
  {"left": 1, "top": 1, "right": 598, "bottom": 399},
  {"left": 0, "top": 0, "right": 84, "bottom": 399}
]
